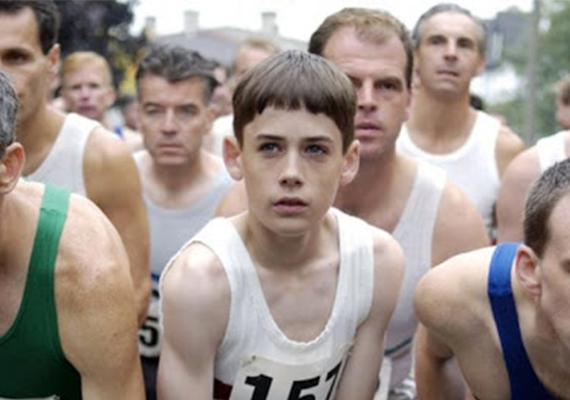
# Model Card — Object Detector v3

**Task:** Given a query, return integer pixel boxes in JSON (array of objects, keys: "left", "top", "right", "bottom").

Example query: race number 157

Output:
[{"left": 243, "top": 360, "right": 342, "bottom": 400}]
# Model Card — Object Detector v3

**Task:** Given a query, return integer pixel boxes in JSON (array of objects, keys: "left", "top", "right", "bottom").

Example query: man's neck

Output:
[
  {"left": 407, "top": 89, "right": 476, "bottom": 152},
  {"left": 335, "top": 152, "right": 417, "bottom": 232},
  {"left": 18, "top": 106, "right": 65, "bottom": 176},
  {"left": 144, "top": 150, "right": 221, "bottom": 208}
]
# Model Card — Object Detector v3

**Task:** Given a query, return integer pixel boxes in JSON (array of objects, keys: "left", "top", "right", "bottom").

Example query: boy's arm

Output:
[
  {"left": 57, "top": 195, "right": 144, "bottom": 399},
  {"left": 335, "top": 230, "right": 405, "bottom": 399},
  {"left": 158, "top": 243, "right": 230, "bottom": 399}
]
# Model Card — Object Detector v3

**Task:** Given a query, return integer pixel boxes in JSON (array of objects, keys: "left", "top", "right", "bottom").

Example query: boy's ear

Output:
[
  {"left": 340, "top": 139, "right": 360, "bottom": 186},
  {"left": 0, "top": 143, "right": 25, "bottom": 195},
  {"left": 223, "top": 135, "right": 244, "bottom": 181},
  {"left": 515, "top": 244, "right": 542, "bottom": 296}
]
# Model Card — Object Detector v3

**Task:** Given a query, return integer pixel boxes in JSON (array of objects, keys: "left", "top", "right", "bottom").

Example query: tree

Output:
[
  {"left": 490, "top": 0, "right": 570, "bottom": 141},
  {"left": 56, "top": 0, "right": 146, "bottom": 90}
]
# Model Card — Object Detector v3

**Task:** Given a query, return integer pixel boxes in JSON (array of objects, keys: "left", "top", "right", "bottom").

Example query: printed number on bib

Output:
[
  {"left": 229, "top": 345, "right": 349, "bottom": 400},
  {"left": 138, "top": 287, "right": 162, "bottom": 357}
]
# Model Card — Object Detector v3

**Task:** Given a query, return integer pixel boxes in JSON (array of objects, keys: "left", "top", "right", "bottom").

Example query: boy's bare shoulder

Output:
[{"left": 162, "top": 241, "right": 231, "bottom": 312}]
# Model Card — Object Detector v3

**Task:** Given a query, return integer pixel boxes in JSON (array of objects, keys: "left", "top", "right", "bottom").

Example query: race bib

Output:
[
  {"left": 229, "top": 345, "right": 350, "bottom": 400},
  {"left": 138, "top": 281, "right": 162, "bottom": 357}
]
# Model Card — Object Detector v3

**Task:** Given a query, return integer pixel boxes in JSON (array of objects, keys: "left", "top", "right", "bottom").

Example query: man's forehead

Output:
[
  {"left": 0, "top": 8, "right": 43, "bottom": 52},
  {"left": 422, "top": 12, "right": 479, "bottom": 38}
]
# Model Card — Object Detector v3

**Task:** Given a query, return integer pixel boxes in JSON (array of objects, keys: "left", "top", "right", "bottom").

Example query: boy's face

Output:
[{"left": 226, "top": 106, "right": 359, "bottom": 236}]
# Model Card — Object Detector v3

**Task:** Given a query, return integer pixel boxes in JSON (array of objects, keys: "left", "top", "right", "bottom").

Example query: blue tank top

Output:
[{"left": 488, "top": 243, "right": 555, "bottom": 400}]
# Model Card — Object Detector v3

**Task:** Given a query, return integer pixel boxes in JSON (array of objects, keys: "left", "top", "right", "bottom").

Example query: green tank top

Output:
[{"left": 0, "top": 185, "right": 81, "bottom": 399}]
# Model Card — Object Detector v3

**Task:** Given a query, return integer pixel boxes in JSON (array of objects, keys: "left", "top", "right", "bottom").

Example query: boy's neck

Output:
[{"left": 236, "top": 210, "right": 337, "bottom": 272}]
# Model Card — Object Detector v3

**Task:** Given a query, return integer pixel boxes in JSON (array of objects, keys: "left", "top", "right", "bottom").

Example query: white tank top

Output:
[
  {"left": 26, "top": 113, "right": 98, "bottom": 196},
  {"left": 397, "top": 111, "right": 500, "bottom": 235},
  {"left": 536, "top": 130, "right": 569, "bottom": 173},
  {"left": 386, "top": 161, "right": 446, "bottom": 390},
  {"left": 134, "top": 151, "right": 234, "bottom": 357},
  {"left": 162, "top": 208, "right": 374, "bottom": 398}
]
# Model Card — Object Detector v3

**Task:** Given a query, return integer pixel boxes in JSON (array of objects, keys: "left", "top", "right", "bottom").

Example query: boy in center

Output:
[{"left": 158, "top": 50, "right": 405, "bottom": 399}]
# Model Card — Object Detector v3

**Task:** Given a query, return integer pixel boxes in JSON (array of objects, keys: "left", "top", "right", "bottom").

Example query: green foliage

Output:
[{"left": 491, "top": 0, "right": 570, "bottom": 142}]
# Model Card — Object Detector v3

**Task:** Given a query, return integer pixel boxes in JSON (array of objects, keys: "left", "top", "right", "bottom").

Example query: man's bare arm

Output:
[
  {"left": 84, "top": 127, "right": 151, "bottom": 325},
  {"left": 335, "top": 230, "right": 405, "bottom": 399},
  {"left": 414, "top": 325, "right": 462, "bottom": 400},
  {"left": 495, "top": 125, "right": 526, "bottom": 178},
  {"left": 413, "top": 258, "right": 472, "bottom": 400},
  {"left": 158, "top": 243, "right": 230, "bottom": 399},
  {"left": 57, "top": 194, "right": 144, "bottom": 399},
  {"left": 432, "top": 182, "right": 489, "bottom": 266},
  {"left": 496, "top": 149, "right": 540, "bottom": 243}
]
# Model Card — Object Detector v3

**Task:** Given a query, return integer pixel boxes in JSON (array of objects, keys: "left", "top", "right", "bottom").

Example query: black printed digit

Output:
[
  {"left": 325, "top": 361, "right": 343, "bottom": 400},
  {"left": 245, "top": 374, "right": 273, "bottom": 400},
  {"left": 288, "top": 376, "right": 320, "bottom": 400}
]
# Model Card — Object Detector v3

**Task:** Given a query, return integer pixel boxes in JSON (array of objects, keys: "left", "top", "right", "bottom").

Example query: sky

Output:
[{"left": 131, "top": 0, "right": 534, "bottom": 41}]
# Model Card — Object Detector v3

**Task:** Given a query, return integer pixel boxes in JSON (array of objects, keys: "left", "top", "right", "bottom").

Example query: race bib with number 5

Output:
[
  {"left": 229, "top": 345, "right": 350, "bottom": 400},
  {"left": 138, "top": 287, "right": 162, "bottom": 357}
]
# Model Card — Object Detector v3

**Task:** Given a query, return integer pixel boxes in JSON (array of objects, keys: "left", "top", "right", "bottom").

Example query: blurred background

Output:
[{"left": 55, "top": 0, "right": 569, "bottom": 143}]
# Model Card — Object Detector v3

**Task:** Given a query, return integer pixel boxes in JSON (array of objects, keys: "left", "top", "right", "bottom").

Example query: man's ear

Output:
[
  {"left": 202, "top": 104, "right": 217, "bottom": 136},
  {"left": 340, "top": 139, "right": 360, "bottom": 186},
  {"left": 47, "top": 44, "right": 61, "bottom": 78},
  {"left": 474, "top": 54, "right": 486, "bottom": 77},
  {"left": 0, "top": 143, "right": 25, "bottom": 195},
  {"left": 515, "top": 244, "right": 542, "bottom": 296},
  {"left": 105, "top": 86, "right": 117, "bottom": 110},
  {"left": 223, "top": 135, "right": 243, "bottom": 181}
]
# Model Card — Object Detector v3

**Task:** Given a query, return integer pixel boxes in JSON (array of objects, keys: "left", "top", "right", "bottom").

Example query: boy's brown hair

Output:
[{"left": 233, "top": 50, "right": 356, "bottom": 153}]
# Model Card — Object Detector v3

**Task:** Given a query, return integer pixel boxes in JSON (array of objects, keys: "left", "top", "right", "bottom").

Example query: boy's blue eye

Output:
[
  {"left": 259, "top": 143, "right": 280, "bottom": 153},
  {"left": 306, "top": 144, "right": 327, "bottom": 155}
]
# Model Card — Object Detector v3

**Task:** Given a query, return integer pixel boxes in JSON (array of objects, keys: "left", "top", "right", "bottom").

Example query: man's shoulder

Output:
[
  {"left": 54, "top": 192, "right": 131, "bottom": 309},
  {"left": 58, "top": 192, "right": 124, "bottom": 260},
  {"left": 415, "top": 247, "right": 495, "bottom": 331}
]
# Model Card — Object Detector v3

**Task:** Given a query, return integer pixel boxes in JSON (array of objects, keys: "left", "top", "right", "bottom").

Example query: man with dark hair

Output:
[
  {"left": 134, "top": 44, "right": 234, "bottom": 399},
  {"left": 415, "top": 157, "right": 570, "bottom": 400},
  {"left": 397, "top": 3, "right": 525, "bottom": 239},
  {"left": 0, "top": 0, "right": 150, "bottom": 325},
  {"left": 0, "top": 69, "right": 144, "bottom": 399},
  {"left": 308, "top": 7, "right": 489, "bottom": 398},
  {"left": 158, "top": 49, "right": 405, "bottom": 400}
]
